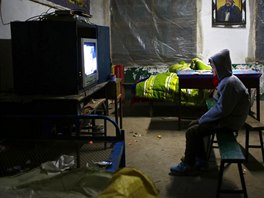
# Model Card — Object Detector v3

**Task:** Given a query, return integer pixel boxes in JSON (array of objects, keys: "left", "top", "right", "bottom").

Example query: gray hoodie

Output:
[{"left": 198, "top": 49, "right": 249, "bottom": 130}]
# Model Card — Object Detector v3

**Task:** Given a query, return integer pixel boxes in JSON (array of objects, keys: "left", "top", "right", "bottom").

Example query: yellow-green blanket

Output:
[{"left": 135, "top": 72, "right": 212, "bottom": 106}]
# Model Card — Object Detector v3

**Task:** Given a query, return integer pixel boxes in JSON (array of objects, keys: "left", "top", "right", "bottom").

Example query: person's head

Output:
[
  {"left": 225, "top": 0, "right": 235, "bottom": 7},
  {"left": 209, "top": 49, "right": 232, "bottom": 81}
]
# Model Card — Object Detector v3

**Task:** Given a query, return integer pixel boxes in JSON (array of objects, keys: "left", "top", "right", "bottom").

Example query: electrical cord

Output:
[
  {"left": 26, "top": 9, "right": 56, "bottom": 21},
  {"left": 0, "top": 0, "right": 91, "bottom": 25},
  {"left": 0, "top": 1, "right": 56, "bottom": 24}
]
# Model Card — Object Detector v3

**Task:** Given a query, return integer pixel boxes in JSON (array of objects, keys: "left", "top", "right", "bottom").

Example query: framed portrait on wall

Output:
[{"left": 212, "top": 0, "right": 246, "bottom": 27}]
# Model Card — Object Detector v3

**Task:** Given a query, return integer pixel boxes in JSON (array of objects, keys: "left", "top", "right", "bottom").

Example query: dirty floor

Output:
[{"left": 122, "top": 101, "right": 264, "bottom": 198}]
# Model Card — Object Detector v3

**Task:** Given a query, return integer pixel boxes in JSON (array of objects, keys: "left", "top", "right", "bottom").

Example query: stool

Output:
[{"left": 244, "top": 115, "right": 264, "bottom": 162}]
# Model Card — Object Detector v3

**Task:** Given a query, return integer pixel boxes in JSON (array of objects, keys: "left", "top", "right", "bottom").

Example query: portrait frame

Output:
[{"left": 212, "top": 0, "right": 246, "bottom": 28}]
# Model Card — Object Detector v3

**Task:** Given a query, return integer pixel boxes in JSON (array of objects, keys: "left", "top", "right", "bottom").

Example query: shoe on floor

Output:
[
  {"left": 169, "top": 162, "right": 194, "bottom": 176},
  {"left": 195, "top": 159, "right": 209, "bottom": 170},
  {"left": 180, "top": 156, "right": 209, "bottom": 170}
]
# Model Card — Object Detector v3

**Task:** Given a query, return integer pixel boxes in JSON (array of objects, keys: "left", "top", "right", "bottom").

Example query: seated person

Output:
[{"left": 170, "top": 49, "right": 250, "bottom": 175}]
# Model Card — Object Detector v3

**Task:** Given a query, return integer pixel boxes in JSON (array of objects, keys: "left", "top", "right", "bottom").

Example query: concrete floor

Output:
[{"left": 121, "top": 101, "right": 264, "bottom": 198}]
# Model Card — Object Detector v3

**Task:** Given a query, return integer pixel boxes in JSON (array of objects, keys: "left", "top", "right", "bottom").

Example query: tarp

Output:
[{"left": 110, "top": 0, "right": 197, "bottom": 66}]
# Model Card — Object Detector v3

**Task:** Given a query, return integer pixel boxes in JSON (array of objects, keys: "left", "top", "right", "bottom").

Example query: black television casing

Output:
[{"left": 11, "top": 21, "right": 111, "bottom": 95}]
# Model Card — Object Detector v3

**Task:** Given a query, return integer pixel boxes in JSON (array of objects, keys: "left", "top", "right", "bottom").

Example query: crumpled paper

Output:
[{"left": 41, "top": 155, "right": 75, "bottom": 175}]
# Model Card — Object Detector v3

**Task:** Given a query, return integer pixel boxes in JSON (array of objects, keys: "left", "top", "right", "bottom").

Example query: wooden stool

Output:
[{"left": 244, "top": 116, "right": 264, "bottom": 162}]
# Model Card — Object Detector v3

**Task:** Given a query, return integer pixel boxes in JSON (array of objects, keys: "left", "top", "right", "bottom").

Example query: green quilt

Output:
[
  {"left": 135, "top": 58, "right": 213, "bottom": 106},
  {"left": 136, "top": 72, "right": 178, "bottom": 102},
  {"left": 136, "top": 72, "right": 212, "bottom": 106}
]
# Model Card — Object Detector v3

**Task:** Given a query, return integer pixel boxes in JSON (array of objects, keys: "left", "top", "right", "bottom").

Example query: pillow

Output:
[
  {"left": 190, "top": 58, "right": 212, "bottom": 70},
  {"left": 169, "top": 61, "right": 191, "bottom": 72}
]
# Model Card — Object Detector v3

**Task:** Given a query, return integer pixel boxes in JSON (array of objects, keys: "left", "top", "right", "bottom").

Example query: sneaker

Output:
[
  {"left": 180, "top": 156, "right": 209, "bottom": 170},
  {"left": 195, "top": 159, "right": 209, "bottom": 170},
  {"left": 169, "top": 162, "right": 193, "bottom": 176}
]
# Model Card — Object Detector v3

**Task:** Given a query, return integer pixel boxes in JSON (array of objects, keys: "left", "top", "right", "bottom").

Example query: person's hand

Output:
[{"left": 188, "top": 119, "right": 199, "bottom": 127}]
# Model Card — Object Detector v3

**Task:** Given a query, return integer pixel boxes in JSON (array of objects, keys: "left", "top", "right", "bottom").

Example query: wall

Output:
[
  {"left": 0, "top": 0, "right": 109, "bottom": 39},
  {"left": 197, "top": 0, "right": 254, "bottom": 64},
  {"left": 118, "top": 0, "right": 263, "bottom": 98},
  {"left": 121, "top": 1, "right": 260, "bottom": 87},
  {"left": 89, "top": 0, "right": 110, "bottom": 26},
  {"left": 110, "top": 0, "right": 197, "bottom": 66},
  {"left": 1, "top": 0, "right": 254, "bottom": 62}
]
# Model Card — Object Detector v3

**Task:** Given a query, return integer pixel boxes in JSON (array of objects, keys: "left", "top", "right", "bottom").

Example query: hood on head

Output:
[{"left": 209, "top": 49, "right": 232, "bottom": 81}]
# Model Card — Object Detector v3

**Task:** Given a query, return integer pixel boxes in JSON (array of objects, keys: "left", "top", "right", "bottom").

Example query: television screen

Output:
[{"left": 81, "top": 38, "right": 98, "bottom": 88}]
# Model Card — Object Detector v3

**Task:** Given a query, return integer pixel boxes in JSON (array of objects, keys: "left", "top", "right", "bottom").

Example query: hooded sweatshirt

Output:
[{"left": 198, "top": 49, "right": 249, "bottom": 130}]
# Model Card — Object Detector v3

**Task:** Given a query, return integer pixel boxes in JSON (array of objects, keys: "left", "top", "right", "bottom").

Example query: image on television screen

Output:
[
  {"left": 81, "top": 38, "right": 98, "bottom": 87},
  {"left": 83, "top": 42, "right": 97, "bottom": 76}
]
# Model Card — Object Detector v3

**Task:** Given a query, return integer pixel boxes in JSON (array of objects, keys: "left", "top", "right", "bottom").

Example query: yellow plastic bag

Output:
[{"left": 98, "top": 167, "right": 159, "bottom": 198}]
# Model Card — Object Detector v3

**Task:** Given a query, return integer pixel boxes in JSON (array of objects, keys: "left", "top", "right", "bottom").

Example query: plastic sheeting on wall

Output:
[
  {"left": 110, "top": 0, "right": 197, "bottom": 66},
  {"left": 256, "top": 1, "right": 264, "bottom": 63}
]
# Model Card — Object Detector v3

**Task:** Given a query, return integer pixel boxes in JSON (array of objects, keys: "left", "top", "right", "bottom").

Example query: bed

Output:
[
  {"left": 0, "top": 114, "right": 125, "bottom": 173},
  {"left": 131, "top": 58, "right": 214, "bottom": 115},
  {"left": 0, "top": 114, "right": 160, "bottom": 197},
  {"left": 0, "top": 113, "right": 159, "bottom": 197}
]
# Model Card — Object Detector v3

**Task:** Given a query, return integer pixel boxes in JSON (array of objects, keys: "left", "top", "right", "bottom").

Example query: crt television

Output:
[
  {"left": 81, "top": 38, "right": 98, "bottom": 88},
  {"left": 10, "top": 21, "right": 111, "bottom": 95}
]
